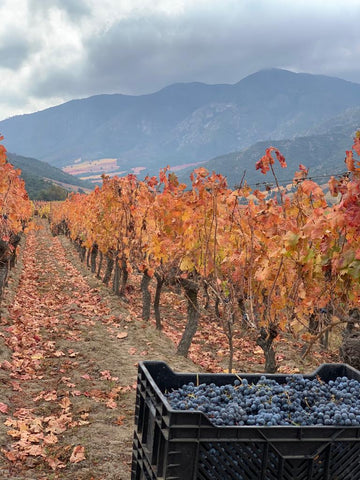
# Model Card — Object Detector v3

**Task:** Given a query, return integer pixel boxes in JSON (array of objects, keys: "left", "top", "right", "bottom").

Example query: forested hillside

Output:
[{"left": 6, "top": 152, "right": 91, "bottom": 199}]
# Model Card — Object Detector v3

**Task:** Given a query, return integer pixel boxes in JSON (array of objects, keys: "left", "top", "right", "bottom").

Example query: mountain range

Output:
[{"left": 1, "top": 68, "right": 360, "bottom": 189}]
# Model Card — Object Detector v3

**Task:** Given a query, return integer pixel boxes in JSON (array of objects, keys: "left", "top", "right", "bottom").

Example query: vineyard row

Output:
[{"left": 46, "top": 135, "right": 360, "bottom": 372}]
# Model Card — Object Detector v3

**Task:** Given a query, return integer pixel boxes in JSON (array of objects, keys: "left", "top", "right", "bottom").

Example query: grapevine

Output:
[
  {"left": 50, "top": 134, "right": 360, "bottom": 371},
  {"left": 0, "top": 135, "right": 32, "bottom": 297}
]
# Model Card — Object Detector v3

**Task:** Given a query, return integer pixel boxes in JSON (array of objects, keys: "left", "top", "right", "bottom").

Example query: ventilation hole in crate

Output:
[
  {"left": 198, "top": 442, "right": 265, "bottom": 480},
  {"left": 282, "top": 459, "right": 312, "bottom": 480},
  {"left": 264, "top": 450, "right": 283, "bottom": 480},
  {"left": 328, "top": 442, "right": 360, "bottom": 480},
  {"left": 197, "top": 441, "right": 360, "bottom": 480},
  {"left": 138, "top": 456, "right": 157, "bottom": 480},
  {"left": 132, "top": 435, "right": 157, "bottom": 480}
]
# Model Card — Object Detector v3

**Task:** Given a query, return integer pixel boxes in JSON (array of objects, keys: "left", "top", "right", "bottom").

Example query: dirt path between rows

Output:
[{"left": 0, "top": 219, "right": 201, "bottom": 480}]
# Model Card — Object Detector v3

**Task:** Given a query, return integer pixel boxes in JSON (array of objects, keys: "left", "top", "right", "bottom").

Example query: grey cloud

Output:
[
  {"left": 27, "top": 3, "right": 360, "bottom": 100},
  {"left": 79, "top": 6, "right": 360, "bottom": 96},
  {"left": 28, "top": 0, "right": 91, "bottom": 21},
  {"left": 3, "top": 0, "right": 360, "bottom": 120},
  {"left": 0, "top": 37, "right": 34, "bottom": 70},
  {"left": 28, "top": 68, "right": 87, "bottom": 98}
]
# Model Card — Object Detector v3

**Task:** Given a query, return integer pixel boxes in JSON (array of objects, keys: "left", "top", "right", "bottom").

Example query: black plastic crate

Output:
[{"left": 131, "top": 361, "right": 360, "bottom": 480}]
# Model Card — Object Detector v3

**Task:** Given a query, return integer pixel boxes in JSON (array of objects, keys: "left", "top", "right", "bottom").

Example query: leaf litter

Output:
[{"left": 0, "top": 219, "right": 201, "bottom": 479}]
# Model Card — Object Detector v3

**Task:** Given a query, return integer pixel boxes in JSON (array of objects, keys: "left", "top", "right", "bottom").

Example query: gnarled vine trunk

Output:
[
  {"left": 102, "top": 251, "right": 114, "bottom": 285},
  {"left": 0, "top": 240, "right": 10, "bottom": 298},
  {"left": 0, "top": 261, "right": 8, "bottom": 297},
  {"left": 340, "top": 332, "right": 360, "bottom": 370},
  {"left": 90, "top": 243, "right": 98, "bottom": 274},
  {"left": 80, "top": 244, "right": 86, "bottom": 263},
  {"left": 120, "top": 257, "right": 128, "bottom": 295},
  {"left": 203, "top": 280, "right": 210, "bottom": 310},
  {"left": 177, "top": 277, "right": 199, "bottom": 357},
  {"left": 96, "top": 251, "right": 103, "bottom": 278},
  {"left": 9, "top": 233, "right": 21, "bottom": 269},
  {"left": 339, "top": 309, "right": 360, "bottom": 370},
  {"left": 113, "top": 256, "right": 121, "bottom": 295},
  {"left": 154, "top": 272, "right": 165, "bottom": 330},
  {"left": 257, "top": 324, "right": 278, "bottom": 373},
  {"left": 141, "top": 271, "right": 151, "bottom": 321}
]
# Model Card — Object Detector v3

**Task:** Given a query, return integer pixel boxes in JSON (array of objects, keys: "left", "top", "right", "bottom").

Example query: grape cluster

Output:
[{"left": 165, "top": 375, "right": 360, "bottom": 426}]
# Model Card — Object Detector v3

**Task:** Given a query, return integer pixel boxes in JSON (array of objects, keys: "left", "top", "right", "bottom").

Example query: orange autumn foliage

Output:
[
  {"left": 0, "top": 135, "right": 32, "bottom": 243},
  {"left": 50, "top": 134, "right": 360, "bottom": 352}
]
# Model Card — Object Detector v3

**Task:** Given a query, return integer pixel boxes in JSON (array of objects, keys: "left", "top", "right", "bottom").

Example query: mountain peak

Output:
[
  {"left": 238, "top": 68, "right": 297, "bottom": 83},
  {"left": 238, "top": 68, "right": 360, "bottom": 88}
]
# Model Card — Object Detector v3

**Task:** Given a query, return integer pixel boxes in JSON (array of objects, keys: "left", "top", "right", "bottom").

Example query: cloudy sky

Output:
[{"left": 0, "top": 0, "right": 359, "bottom": 121}]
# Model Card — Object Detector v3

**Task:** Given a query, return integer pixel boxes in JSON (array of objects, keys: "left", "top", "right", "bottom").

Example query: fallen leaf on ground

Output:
[
  {"left": 117, "top": 332, "right": 128, "bottom": 339},
  {"left": 53, "top": 350, "right": 65, "bottom": 357},
  {"left": 58, "top": 397, "right": 71, "bottom": 410},
  {"left": 69, "top": 445, "right": 86, "bottom": 464},
  {"left": 46, "top": 457, "right": 66, "bottom": 470},
  {"left": 1, "top": 448, "right": 17, "bottom": 461},
  {"left": 114, "top": 415, "right": 125, "bottom": 425},
  {"left": 106, "top": 399, "right": 117, "bottom": 409}
]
